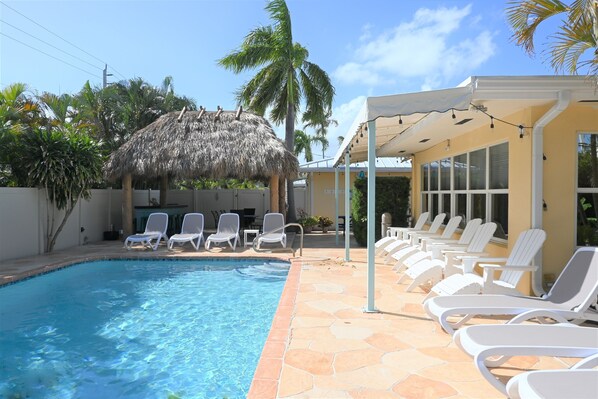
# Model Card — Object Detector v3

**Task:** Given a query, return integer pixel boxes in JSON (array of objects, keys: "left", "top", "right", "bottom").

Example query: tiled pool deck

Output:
[{"left": 0, "top": 234, "right": 581, "bottom": 398}]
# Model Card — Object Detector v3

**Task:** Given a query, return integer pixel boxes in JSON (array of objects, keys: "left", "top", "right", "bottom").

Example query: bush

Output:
[
  {"left": 352, "top": 176, "right": 410, "bottom": 246},
  {"left": 299, "top": 216, "right": 319, "bottom": 227},
  {"left": 319, "top": 216, "right": 333, "bottom": 227}
]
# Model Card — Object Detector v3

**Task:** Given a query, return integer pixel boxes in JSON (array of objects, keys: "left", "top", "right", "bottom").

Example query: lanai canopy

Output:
[
  {"left": 332, "top": 75, "right": 597, "bottom": 312},
  {"left": 105, "top": 108, "right": 298, "bottom": 236}
]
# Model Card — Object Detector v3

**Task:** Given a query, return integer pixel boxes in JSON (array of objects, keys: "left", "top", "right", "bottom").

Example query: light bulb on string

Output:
[
  {"left": 519, "top": 125, "right": 524, "bottom": 139},
  {"left": 399, "top": 115, "right": 403, "bottom": 125},
  {"left": 490, "top": 116, "right": 494, "bottom": 129},
  {"left": 451, "top": 109, "right": 456, "bottom": 119}
]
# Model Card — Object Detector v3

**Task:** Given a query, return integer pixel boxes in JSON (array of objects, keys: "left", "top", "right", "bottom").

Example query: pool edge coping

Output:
[{"left": 247, "top": 258, "right": 301, "bottom": 399}]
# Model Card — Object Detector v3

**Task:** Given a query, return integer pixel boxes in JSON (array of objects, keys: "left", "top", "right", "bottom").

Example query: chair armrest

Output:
[{"left": 480, "top": 264, "right": 538, "bottom": 271}]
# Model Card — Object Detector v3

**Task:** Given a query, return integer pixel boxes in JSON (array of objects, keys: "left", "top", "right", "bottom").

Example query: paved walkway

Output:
[{"left": 0, "top": 233, "right": 579, "bottom": 398}]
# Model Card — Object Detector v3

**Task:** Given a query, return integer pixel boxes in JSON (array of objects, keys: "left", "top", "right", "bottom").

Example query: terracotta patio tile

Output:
[
  {"left": 253, "top": 358, "right": 282, "bottom": 380},
  {"left": 334, "top": 364, "right": 408, "bottom": 390},
  {"left": 392, "top": 374, "right": 457, "bottom": 399},
  {"left": 294, "top": 303, "right": 331, "bottom": 318},
  {"left": 261, "top": 341, "right": 286, "bottom": 359},
  {"left": 291, "top": 316, "right": 334, "bottom": 328},
  {"left": 419, "top": 362, "right": 484, "bottom": 383},
  {"left": 267, "top": 328, "right": 289, "bottom": 342},
  {"left": 348, "top": 388, "right": 401, "bottom": 399},
  {"left": 334, "top": 349, "right": 384, "bottom": 372},
  {"left": 291, "top": 326, "right": 336, "bottom": 340},
  {"left": 277, "top": 365, "right": 314, "bottom": 398},
  {"left": 330, "top": 324, "right": 373, "bottom": 340},
  {"left": 284, "top": 349, "right": 334, "bottom": 375},
  {"left": 419, "top": 347, "right": 473, "bottom": 362},
  {"left": 365, "top": 333, "right": 411, "bottom": 352},
  {"left": 309, "top": 337, "right": 372, "bottom": 353},
  {"left": 247, "top": 378, "right": 278, "bottom": 399},
  {"left": 382, "top": 349, "right": 444, "bottom": 372}
]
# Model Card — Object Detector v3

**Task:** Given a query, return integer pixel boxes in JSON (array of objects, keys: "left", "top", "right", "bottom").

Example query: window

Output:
[
  {"left": 421, "top": 142, "right": 509, "bottom": 239},
  {"left": 577, "top": 133, "right": 598, "bottom": 246}
]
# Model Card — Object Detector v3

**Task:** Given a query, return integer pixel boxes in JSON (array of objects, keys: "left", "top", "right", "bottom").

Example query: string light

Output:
[
  {"left": 360, "top": 132, "right": 363, "bottom": 138},
  {"left": 451, "top": 109, "right": 456, "bottom": 119},
  {"left": 399, "top": 115, "right": 403, "bottom": 124},
  {"left": 470, "top": 103, "right": 532, "bottom": 137}
]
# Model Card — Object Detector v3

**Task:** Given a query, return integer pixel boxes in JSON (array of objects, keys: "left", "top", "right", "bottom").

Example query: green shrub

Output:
[
  {"left": 318, "top": 216, "right": 333, "bottom": 227},
  {"left": 352, "top": 176, "right": 410, "bottom": 246}
]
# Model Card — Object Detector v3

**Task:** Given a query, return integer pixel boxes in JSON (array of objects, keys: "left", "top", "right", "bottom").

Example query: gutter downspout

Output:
[{"left": 531, "top": 90, "right": 571, "bottom": 296}]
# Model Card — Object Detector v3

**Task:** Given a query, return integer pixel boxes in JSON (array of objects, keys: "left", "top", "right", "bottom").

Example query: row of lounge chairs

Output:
[
  {"left": 124, "top": 212, "right": 287, "bottom": 251},
  {"left": 376, "top": 216, "right": 598, "bottom": 398}
]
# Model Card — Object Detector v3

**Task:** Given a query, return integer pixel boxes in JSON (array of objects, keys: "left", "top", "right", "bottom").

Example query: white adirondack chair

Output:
[
  {"left": 374, "top": 212, "right": 429, "bottom": 255},
  {"left": 429, "top": 229, "right": 546, "bottom": 297},
  {"left": 382, "top": 213, "right": 446, "bottom": 264},
  {"left": 397, "top": 222, "right": 497, "bottom": 294}
]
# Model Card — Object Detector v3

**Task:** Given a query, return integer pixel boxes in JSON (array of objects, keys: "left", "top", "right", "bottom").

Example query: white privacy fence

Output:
[{"left": 0, "top": 187, "right": 306, "bottom": 262}]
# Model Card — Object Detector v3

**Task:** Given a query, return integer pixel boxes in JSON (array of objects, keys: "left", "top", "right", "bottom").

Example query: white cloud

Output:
[
  {"left": 324, "top": 95, "right": 367, "bottom": 158},
  {"left": 333, "top": 4, "right": 496, "bottom": 90}
]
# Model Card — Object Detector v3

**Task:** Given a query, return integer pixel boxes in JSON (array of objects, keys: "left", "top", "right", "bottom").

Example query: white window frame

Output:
[
  {"left": 421, "top": 141, "right": 509, "bottom": 241},
  {"left": 575, "top": 131, "right": 598, "bottom": 247}
]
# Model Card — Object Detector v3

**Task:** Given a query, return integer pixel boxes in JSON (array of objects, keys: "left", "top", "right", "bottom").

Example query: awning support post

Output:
[
  {"left": 335, "top": 166, "right": 339, "bottom": 246},
  {"left": 365, "top": 121, "right": 378, "bottom": 312},
  {"left": 344, "top": 152, "right": 350, "bottom": 261}
]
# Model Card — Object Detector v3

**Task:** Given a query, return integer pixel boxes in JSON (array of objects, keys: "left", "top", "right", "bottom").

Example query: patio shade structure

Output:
[
  {"left": 104, "top": 109, "right": 298, "bottom": 236},
  {"left": 333, "top": 76, "right": 597, "bottom": 312}
]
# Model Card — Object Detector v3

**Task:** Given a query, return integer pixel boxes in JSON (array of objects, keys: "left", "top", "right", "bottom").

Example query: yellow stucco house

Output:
[
  {"left": 334, "top": 76, "right": 597, "bottom": 297},
  {"left": 298, "top": 158, "right": 411, "bottom": 223}
]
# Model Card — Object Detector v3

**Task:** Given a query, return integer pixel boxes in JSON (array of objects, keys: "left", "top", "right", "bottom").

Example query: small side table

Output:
[{"left": 244, "top": 229, "right": 260, "bottom": 247}]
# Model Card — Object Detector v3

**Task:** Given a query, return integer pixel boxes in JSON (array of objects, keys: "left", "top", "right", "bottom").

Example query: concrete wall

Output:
[{"left": 0, "top": 187, "right": 307, "bottom": 261}]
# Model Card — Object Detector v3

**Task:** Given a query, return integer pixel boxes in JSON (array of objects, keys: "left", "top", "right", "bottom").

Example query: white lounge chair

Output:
[
  {"left": 397, "top": 222, "right": 496, "bottom": 293},
  {"left": 167, "top": 213, "right": 204, "bottom": 251},
  {"left": 453, "top": 323, "right": 598, "bottom": 395},
  {"left": 423, "top": 247, "right": 598, "bottom": 335},
  {"left": 124, "top": 212, "right": 168, "bottom": 251},
  {"left": 381, "top": 213, "right": 446, "bottom": 264},
  {"left": 205, "top": 213, "right": 240, "bottom": 251},
  {"left": 391, "top": 218, "right": 482, "bottom": 273},
  {"left": 428, "top": 229, "right": 546, "bottom": 297},
  {"left": 256, "top": 213, "right": 286, "bottom": 248},
  {"left": 506, "top": 353, "right": 598, "bottom": 399},
  {"left": 374, "top": 212, "right": 430, "bottom": 255}
]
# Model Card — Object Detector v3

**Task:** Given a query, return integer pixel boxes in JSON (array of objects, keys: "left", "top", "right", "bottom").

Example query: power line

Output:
[
  {"left": 0, "top": 19, "right": 103, "bottom": 71},
  {"left": 0, "top": 32, "right": 101, "bottom": 78},
  {"left": 0, "top": 0, "right": 127, "bottom": 81},
  {"left": 0, "top": 1, "right": 106, "bottom": 65}
]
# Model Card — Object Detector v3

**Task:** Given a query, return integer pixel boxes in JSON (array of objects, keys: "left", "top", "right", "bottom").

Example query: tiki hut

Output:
[{"left": 104, "top": 108, "right": 298, "bottom": 235}]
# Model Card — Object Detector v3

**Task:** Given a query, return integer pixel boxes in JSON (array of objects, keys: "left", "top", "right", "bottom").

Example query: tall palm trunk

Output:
[{"left": 285, "top": 102, "right": 296, "bottom": 222}]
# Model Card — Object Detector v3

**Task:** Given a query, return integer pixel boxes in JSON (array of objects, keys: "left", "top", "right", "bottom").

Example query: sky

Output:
[{"left": 0, "top": 0, "right": 559, "bottom": 162}]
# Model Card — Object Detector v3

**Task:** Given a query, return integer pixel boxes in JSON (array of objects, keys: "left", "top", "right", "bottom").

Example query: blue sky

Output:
[{"left": 0, "top": 0, "right": 557, "bottom": 161}]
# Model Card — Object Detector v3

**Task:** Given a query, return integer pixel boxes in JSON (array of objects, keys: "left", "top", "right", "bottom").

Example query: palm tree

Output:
[
  {"left": 303, "top": 108, "right": 337, "bottom": 158},
  {"left": 506, "top": 0, "right": 598, "bottom": 78},
  {"left": 218, "top": 0, "right": 335, "bottom": 222},
  {"left": 294, "top": 129, "right": 314, "bottom": 162}
]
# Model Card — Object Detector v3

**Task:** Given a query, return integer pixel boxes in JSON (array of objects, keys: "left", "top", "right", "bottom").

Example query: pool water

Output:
[{"left": 0, "top": 259, "right": 289, "bottom": 399}]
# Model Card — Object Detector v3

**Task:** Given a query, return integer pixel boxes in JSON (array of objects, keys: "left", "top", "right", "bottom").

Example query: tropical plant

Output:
[
  {"left": 506, "top": 0, "right": 598, "bottom": 79},
  {"left": 294, "top": 129, "right": 314, "bottom": 162},
  {"left": 13, "top": 125, "right": 104, "bottom": 252},
  {"left": 303, "top": 108, "right": 337, "bottom": 158},
  {"left": 319, "top": 216, "right": 333, "bottom": 227},
  {"left": 218, "top": 0, "right": 335, "bottom": 222}
]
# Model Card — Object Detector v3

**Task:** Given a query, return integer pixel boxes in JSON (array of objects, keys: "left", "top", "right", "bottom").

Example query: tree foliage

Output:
[
  {"left": 507, "top": 0, "right": 598, "bottom": 79},
  {"left": 219, "top": 0, "right": 335, "bottom": 221}
]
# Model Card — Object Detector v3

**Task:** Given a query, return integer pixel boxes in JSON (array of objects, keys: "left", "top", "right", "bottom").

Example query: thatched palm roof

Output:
[{"left": 104, "top": 110, "right": 298, "bottom": 181}]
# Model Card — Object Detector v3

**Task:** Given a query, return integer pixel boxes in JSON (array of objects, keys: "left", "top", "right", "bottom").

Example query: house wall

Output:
[
  {"left": 542, "top": 104, "right": 598, "bottom": 279},
  {"left": 410, "top": 103, "right": 598, "bottom": 294},
  {"left": 306, "top": 171, "right": 410, "bottom": 223}
]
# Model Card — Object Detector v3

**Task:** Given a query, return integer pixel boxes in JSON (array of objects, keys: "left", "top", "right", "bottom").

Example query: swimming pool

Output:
[{"left": 0, "top": 259, "right": 289, "bottom": 399}]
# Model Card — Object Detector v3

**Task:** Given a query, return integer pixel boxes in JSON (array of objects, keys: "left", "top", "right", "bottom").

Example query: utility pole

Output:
[{"left": 102, "top": 64, "right": 113, "bottom": 88}]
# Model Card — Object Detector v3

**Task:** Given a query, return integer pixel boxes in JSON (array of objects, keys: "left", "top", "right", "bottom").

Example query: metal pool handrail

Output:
[{"left": 252, "top": 223, "right": 304, "bottom": 257}]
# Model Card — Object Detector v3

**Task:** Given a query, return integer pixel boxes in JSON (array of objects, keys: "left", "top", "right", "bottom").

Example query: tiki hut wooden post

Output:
[
  {"left": 104, "top": 110, "right": 298, "bottom": 233},
  {"left": 122, "top": 173, "right": 133, "bottom": 236},
  {"left": 159, "top": 175, "right": 168, "bottom": 206},
  {"left": 270, "top": 175, "right": 279, "bottom": 213},
  {"left": 278, "top": 176, "right": 286, "bottom": 217}
]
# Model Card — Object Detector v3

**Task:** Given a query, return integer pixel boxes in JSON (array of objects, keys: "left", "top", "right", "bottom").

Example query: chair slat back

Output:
[
  {"left": 466, "top": 222, "right": 497, "bottom": 253},
  {"left": 412, "top": 212, "right": 430, "bottom": 230},
  {"left": 545, "top": 247, "right": 598, "bottom": 310},
  {"left": 500, "top": 229, "right": 546, "bottom": 286},
  {"left": 457, "top": 218, "right": 482, "bottom": 245},
  {"left": 181, "top": 213, "right": 204, "bottom": 234},
  {"left": 145, "top": 213, "right": 168, "bottom": 234},
  {"left": 439, "top": 216, "right": 462, "bottom": 239},
  {"left": 428, "top": 213, "right": 447, "bottom": 234},
  {"left": 263, "top": 213, "right": 285, "bottom": 234},
  {"left": 217, "top": 213, "right": 240, "bottom": 235}
]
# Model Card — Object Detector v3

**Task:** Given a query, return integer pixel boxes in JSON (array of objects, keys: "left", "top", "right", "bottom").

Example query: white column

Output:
[
  {"left": 344, "top": 152, "right": 350, "bottom": 261},
  {"left": 335, "top": 166, "right": 339, "bottom": 246},
  {"left": 365, "top": 120, "right": 377, "bottom": 312}
]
